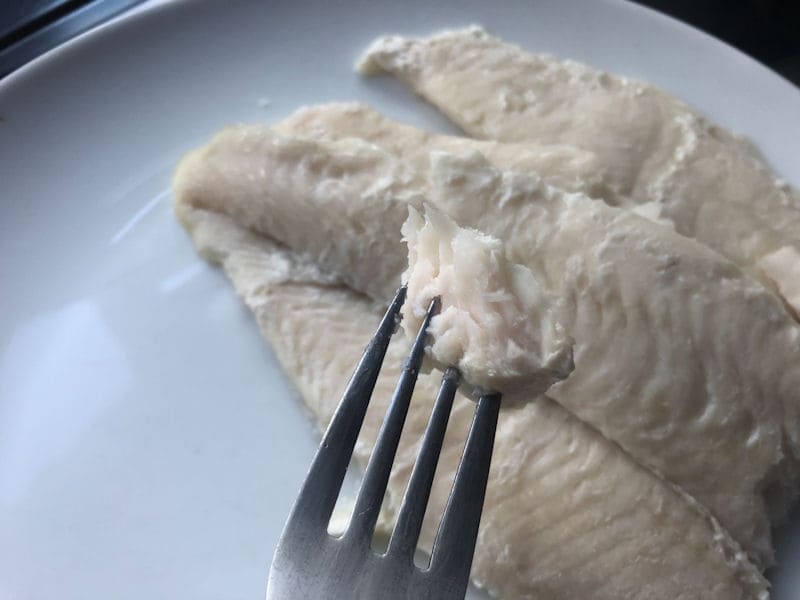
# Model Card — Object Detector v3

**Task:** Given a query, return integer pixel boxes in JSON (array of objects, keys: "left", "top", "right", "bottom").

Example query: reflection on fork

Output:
[{"left": 267, "top": 286, "right": 501, "bottom": 599}]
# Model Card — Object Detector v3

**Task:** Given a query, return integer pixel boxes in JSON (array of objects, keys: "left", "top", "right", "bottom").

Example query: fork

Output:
[{"left": 266, "top": 285, "right": 502, "bottom": 599}]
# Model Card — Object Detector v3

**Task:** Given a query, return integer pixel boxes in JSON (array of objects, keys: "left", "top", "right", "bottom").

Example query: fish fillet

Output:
[
  {"left": 273, "top": 102, "right": 676, "bottom": 229},
  {"left": 176, "top": 203, "right": 768, "bottom": 599},
  {"left": 273, "top": 102, "right": 612, "bottom": 201},
  {"left": 358, "top": 27, "right": 800, "bottom": 314},
  {"left": 174, "top": 127, "right": 800, "bottom": 566}
]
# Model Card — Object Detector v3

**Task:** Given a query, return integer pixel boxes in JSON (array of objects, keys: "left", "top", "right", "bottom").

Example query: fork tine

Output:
[
  {"left": 428, "top": 393, "right": 501, "bottom": 588},
  {"left": 387, "top": 366, "right": 460, "bottom": 560},
  {"left": 284, "top": 286, "right": 407, "bottom": 532},
  {"left": 346, "top": 297, "right": 440, "bottom": 545}
]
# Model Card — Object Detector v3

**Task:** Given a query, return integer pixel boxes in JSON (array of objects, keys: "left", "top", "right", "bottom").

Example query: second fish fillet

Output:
[
  {"left": 176, "top": 203, "right": 768, "bottom": 599},
  {"left": 358, "top": 27, "right": 800, "bottom": 315},
  {"left": 174, "top": 127, "right": 800, "bottom": 566}
]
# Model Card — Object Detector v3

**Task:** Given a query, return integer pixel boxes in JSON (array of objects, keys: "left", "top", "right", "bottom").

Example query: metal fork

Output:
[{"left": 266, "top": 286, "right": 502, "bottom": 599}]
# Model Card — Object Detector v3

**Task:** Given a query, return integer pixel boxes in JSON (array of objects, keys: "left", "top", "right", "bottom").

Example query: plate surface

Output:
[{"left": 1, "top": 1, "right": 799, "bottom": 598}]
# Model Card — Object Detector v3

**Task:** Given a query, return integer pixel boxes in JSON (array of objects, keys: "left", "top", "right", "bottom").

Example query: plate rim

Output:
[{"left": 1, "top": 0, "right": 799, "bottom": 102}]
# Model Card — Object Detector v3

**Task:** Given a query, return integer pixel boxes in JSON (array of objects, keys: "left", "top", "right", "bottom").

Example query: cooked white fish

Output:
[
  {"left": 273, "top": 102, "right": 677, "bottom": 230},
  {"left": 174, "top": 126, "right": 800, "bottom": 566},
  {"left": 176, "top": 203, "right": 768, "bottom": 599},
  {"left": 359, "top": 27, "right": 800, "bottom": 314},
  {"left": 401, "top": 205, "right": 574, "bottom": 398},
  {"left": 273, "top": 102, "right": 612, "bottom": 201},
  {"left": 427, "top": 151, "right": 800, "bottom": 565},
  {"left": 175, "top": 129, "right": 409, "bottom": 301}
]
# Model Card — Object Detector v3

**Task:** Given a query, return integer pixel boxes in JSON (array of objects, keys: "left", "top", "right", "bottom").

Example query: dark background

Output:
[
  {"left": 1, "top": 0, "right": 800, "bottom": 84},
  {"left": 637, "top": 0, "right": 800, "bottom": 84}
]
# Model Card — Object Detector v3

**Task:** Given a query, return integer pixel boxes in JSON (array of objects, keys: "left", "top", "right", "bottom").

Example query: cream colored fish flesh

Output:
[
  {"left": 175, "top": 201, "right": 768, "bottom": 599},
  {"left": 174, "top": 124, "right": 800, "bottom": 567},
  {"left": 272, "top": 102, "right": 678, "bottom": 229},
  {"left": 401, "top": 205, "right": 574, "bottom": 399},
  {"left": 272, "top": 102, "right": 613, "bottom": 202},
  {"left": 358, "top": 27, "right": 800, "bottom": 315}
]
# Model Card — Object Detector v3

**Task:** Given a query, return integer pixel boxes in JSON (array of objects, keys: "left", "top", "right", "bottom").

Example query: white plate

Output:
[{"left": 1, "top": 1, "right": 798, "bottom": 598}]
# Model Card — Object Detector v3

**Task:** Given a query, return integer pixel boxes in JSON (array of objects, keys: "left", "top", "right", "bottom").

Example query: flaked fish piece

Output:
[
  {"left": 401, "top": 204, "right": 574, "bottom": 398},
  {"left": 174, "top": 128, "right": 800, "bottom": 566},
  {"left": 177, "top": 203, "right": 768, "bottom": 599},
  {"left": 358, "top": 27, "right": 800, "bottom": 314}
]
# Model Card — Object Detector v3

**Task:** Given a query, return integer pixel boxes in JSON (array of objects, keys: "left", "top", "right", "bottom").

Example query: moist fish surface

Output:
[
  {"left": 273, "top": 102, "right": 678, "bottom": 228},
  {"left": 401, "top": 204, "right": 574, "bottom": 399},
  {"left": 174, "top": 126, "right": 800, "bottom": 567},
  {"left": 358, "top": 27, "right": 800, "bottom": 315},
  {"left": 175, "top": 201, "right": 768, "bottom": 599},
  {"left": 273, "top": 102, "right": 613, "bottom": 203}
]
